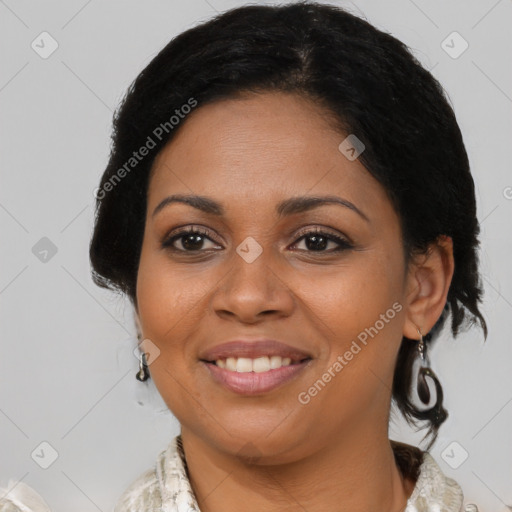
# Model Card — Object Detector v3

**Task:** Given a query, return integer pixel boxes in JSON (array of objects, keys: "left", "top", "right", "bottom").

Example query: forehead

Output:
[{"left": 147, "top": 92, "right": 389, "bottom": 219}]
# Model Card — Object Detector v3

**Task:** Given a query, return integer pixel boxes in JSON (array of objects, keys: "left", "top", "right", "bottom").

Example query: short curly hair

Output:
[{"left": 89, "top": 1, "right": 488, "bottom": 450}]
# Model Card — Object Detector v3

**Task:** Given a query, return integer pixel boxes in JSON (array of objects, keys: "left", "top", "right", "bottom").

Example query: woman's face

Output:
[{"left": 136, "top": 91, "right": 419, "bottom": 461}]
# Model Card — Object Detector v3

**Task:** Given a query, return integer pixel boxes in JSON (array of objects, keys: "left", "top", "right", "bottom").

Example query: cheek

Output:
[
  {"left": 307, "top": 251, "right": 405, "bottom": 391},
  {"left": 135, "top": 246, "right": 222, "bottom": 390},
  {"left": 304, "top": 257, "right": 402, "bottom": 332},
  {"left": 135, "top": 250, "right": 201, "bottom": 408},
  {"left": 136, "top": 246, "right": 203, "bottom": 336}
]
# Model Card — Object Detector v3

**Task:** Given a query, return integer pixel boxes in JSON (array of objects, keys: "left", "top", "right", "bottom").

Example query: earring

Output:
[
  {"left": 412, "top": 327, "right": 448, "bottom": 437},
  {"left": 135, "top": 329, "right": 150, "bottom": 382},
  {"left": 136, "top": 351, "right": 150, "bottom": 382},
  {"left": 415, "top": 328, "right": 434, "bottom": 405}
]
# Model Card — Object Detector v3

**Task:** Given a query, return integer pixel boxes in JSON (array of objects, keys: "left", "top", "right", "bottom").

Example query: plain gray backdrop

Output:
[{"left": 1, "top": 1, "right": 511, "bottom": 511}]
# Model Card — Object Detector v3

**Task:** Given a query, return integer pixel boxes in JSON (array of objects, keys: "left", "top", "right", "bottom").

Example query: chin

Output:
[{"left": 194, "top": 421, "right": 311, "bottom": 464}]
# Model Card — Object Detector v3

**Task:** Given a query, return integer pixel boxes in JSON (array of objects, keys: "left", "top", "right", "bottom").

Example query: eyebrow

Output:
[{"left": 152, "top": 194, "right": 370, "bottom": 222}]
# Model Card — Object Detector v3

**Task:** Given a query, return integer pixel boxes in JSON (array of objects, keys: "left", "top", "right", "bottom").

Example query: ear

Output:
[{"left": 402, "top": 235, "right": 454, "bottom": 340}]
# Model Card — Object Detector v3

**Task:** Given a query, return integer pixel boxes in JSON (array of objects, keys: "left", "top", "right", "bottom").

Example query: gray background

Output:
[{"left": 1, "top": 1, "right": 510, "bottom": 511}]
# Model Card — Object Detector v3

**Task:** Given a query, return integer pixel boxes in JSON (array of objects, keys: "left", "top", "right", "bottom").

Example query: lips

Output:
[
  {"left": 204, "top": 359, "right": 311, "bottom": 395},
  {"left": 199, "top": 339, "right": 313, "bottom": 363},
  {"left": 199, "top": 339, "right": 314, "bottom": 395}
]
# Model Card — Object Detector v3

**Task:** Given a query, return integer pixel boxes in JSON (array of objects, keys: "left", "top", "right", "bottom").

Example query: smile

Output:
[
  {"left": 198, "top": 338, "right": 314, "bottom": 394},
  {"left": 201, "top": 357, "right": 312, "bottom": 395}
]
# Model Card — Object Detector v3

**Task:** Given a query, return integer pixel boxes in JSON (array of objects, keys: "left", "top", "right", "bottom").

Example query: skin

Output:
[{"left": 135, "top": 91, "right": 454, "bottom": 512}]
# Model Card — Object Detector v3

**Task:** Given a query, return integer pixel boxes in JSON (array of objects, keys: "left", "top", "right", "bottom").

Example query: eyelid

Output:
[
  {"left": 162, "top": 224, "right": 219, "bottom": 246},
  {"left": 292, "top": 225, "right": 353, "bottom": 245},
  {"left": 162, "top": 224, "right": 218, "bottom": 241}
]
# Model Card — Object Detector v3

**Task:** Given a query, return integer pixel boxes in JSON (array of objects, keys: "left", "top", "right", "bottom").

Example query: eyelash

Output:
[{"left": 161, "top": 225, "right": 353, "bottom": 254}]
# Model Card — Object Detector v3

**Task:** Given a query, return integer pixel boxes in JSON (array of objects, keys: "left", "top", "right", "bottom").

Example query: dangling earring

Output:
[
  {"left": 415, "top": 328, "right": 432, "bottom": 405},
  {"left": 135, "top": 330, "right": 150, "bottom": 382},
  {"left": 415, "top": 327, "right": 445, "bottom": 414},
  {"left": 136, "top": 351, "right": 150, "bottom": 382},
  {"left": 412, "top": 327, "right": 449, "bottom": 444}
]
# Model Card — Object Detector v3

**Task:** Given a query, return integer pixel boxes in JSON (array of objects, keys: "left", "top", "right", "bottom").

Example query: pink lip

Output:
[
  {"left": 202, "top": 359, "right": 312, "bottom": 395},
  {"left": 199, "top": 339, "right": 312, "bottom": 362}
]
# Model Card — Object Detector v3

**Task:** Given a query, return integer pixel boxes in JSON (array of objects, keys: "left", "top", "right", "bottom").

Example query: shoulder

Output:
[
  {"left": 407, "top": 451, "right": 465, "bottom": 511},
  {"left": 391, "top": 441, "right": 482, "bottom": 512},
  {"left": 114, "top": 467, "right": 162, "bottom": 511},
  {"left": 114, "top": 435, "right": 200, "bottom": 512},
  {"left": 113, "top": 456, "right": 164, "bottom": 512},
  {"left": 0, "top": 481, "right": 51, "bottom": 512}
]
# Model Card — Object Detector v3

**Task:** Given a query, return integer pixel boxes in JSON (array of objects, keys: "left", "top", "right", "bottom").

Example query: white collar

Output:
[
  {"left": 0, "top": 436, "right": 474, "bottom": 512},
  {"left": 155, "top": 436, "right": 468, "bottom": 512}
]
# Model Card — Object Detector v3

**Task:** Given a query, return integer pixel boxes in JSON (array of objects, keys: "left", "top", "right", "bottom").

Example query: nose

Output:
[{"left": 210, "top": 246, "right": 295, "bottom": 324}]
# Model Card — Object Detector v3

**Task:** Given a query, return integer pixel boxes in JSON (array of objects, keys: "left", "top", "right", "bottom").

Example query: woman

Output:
[{"left": 0, "top": 2, "right": 488, "bottom": 511}]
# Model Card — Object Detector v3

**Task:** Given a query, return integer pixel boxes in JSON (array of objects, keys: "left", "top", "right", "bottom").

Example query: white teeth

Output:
[
  {"left": 253, "top": 356, "right": 270, "bottom": 373},
  {"left": 214, "top": 355, "right": 296, "bottom": 372},
  {"left": 269, "top": 355, "right": 283, "bottom": 369},
  {"left": 235, "top": 357, "right": 253, "bottom": 372}
]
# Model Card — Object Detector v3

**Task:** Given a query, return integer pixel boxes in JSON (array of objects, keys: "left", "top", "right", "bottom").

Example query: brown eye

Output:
[
  {"left": 292, "top": 228, "right": 353, "bottom": 253},
  {"left": 162, "top": 227, "right": 221, "bottom": 252}
]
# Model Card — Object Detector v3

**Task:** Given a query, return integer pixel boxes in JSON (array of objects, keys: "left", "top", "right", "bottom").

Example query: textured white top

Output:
[
  {"left": 113, "top": 436, "right": 479, "bottom": 512},
  {"left": 0, "top": 436, "right": 481, "bottom": 512}
]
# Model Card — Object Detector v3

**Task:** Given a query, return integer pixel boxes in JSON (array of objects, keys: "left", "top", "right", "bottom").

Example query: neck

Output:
[{"left": 180, "top": 424, "right": 416, "bottom": 512}]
